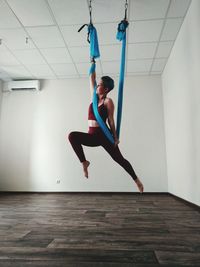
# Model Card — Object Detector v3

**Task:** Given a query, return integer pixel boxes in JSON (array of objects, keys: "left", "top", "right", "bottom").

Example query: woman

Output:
[{"left": 68, "top": 61, "right": 144, "bottom": 193}]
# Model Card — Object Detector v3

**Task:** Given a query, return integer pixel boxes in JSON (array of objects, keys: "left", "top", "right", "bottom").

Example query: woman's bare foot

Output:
[
  {"left": 135, "top": 177, "right": 144, "bottom": 193},
  {"left": 82, "top": 160, "right": 90, "bottom": 178}
]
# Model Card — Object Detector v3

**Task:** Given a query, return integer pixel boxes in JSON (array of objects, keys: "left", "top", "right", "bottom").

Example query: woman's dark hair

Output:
[{"left": 101, "top": 76, "right": 114, "bottom": 92}]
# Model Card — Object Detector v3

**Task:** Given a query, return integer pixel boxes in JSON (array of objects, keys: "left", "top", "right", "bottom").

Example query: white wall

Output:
[
  {"left": 0, "top": 76, "right": 167, "bottom": 192},
  {"left": 0, "top": 80, "right": 2, "bottom": 117},
  {"left": 162, "top": 0, "right": 200, "bottom": 206}
]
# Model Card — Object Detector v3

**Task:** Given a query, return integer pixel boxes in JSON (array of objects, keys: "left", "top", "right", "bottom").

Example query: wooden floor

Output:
[{"left": 0, "top": 193, "right": 200, "bottom": 266}]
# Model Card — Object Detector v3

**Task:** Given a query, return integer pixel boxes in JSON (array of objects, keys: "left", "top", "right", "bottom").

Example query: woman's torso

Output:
[{"left": 88, "top": 100, "right": 108, "bottom": 133}]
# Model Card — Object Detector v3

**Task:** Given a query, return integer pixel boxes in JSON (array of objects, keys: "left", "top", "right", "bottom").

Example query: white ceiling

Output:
[{"left": 0, "top": 0, "right": 191, "bottom": 81}]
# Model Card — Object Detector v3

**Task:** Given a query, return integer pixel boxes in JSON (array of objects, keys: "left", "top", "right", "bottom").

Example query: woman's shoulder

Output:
[
  {"left": 104, "top": 97, "right": 114, "bottom": 111},
  {"left": 104, "top": 97, "right": 114, "bottom": 105}
]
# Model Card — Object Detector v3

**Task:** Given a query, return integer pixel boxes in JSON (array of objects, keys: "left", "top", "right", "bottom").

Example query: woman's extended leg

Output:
[{"left": 101, "top": 138, "right": 144, "bottom": 192}]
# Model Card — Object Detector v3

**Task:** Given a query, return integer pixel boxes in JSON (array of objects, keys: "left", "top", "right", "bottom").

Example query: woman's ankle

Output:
[
  {"left": 135, "top": 177, "right": 144, "bottom": 193},
  {"left": 82, "top": 160, "right": 90, "bottom": 178}
]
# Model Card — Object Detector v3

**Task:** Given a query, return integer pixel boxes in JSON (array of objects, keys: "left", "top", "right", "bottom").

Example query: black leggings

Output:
[{"left": 68, "top": 128, "right": 137, "bottom": 181}]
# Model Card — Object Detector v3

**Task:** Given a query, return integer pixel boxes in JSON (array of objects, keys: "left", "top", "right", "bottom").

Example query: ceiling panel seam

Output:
[
  {"left": 0, "top": 43, "right": 35, "bottom": 79},
  {"left": 45, "top": 0, "right": 84, "bottom": 78},
  {"left": 149, "top": 0, "right": 172, "bottom": 74},
  {"left": 4, "top": 0, "right": 58, "bottom": 79},
  {"left": 157, "top": 0, "right": 192, "bottom": 74}
]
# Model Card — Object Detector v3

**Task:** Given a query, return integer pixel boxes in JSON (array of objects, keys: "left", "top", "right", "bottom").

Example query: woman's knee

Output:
[{"left": 68, "top": 131, "right": 77, "bottom": 143}]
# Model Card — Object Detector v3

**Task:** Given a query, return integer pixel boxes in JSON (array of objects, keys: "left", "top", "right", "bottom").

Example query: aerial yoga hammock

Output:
[{"left": 78, "top": 0, "right": 129, "bottom": 144}]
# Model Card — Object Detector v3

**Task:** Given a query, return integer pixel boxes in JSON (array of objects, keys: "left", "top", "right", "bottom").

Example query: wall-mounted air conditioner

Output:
[{"left": 3, "top": 80, "right": 40, "bottom": 92}]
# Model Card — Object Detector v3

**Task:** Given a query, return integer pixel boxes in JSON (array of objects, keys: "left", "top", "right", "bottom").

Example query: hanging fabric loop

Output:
[
  {"left": 88, "top": 26, "right": 114, "bottom": 144},
  {"left": 88, "top": 24, "right": 100, "bottom": 60},
  {"left": 116, "top": 1, "right": 129, "bottom": 138},
  {"left": 116, "top": 20, "right": 129, "bottom": 41},
  {"left": 87, "top": 0, "right": 114, "bottom": 143}
]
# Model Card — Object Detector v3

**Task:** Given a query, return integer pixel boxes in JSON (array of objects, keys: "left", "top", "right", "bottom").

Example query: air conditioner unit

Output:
[{"left": 4, "top": 80, "right": 40, "bottom": 91}]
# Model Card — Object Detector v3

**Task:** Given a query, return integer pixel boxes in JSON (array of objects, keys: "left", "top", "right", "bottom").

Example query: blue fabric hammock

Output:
[
  {"left": 116, "top": 20, "right": 129, "bottom": 138},
  {"left": 89, "top": 21, "right": 128, "bottom": 143},
  {"left": 88, "top": 24, "right": 100, "bottom": 60},
  {"left": 88, "top": 25, "right": 115, "bottom": 144}
]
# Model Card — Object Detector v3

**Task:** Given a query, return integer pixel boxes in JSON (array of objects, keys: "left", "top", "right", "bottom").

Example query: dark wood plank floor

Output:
[{"left": 0, "top": 192, "right": 199, "bottom": 266}]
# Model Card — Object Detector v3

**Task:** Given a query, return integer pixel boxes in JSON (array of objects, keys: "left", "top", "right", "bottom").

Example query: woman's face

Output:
[{"left": 97, "top": 79, "right": 107, "bottom": 95}]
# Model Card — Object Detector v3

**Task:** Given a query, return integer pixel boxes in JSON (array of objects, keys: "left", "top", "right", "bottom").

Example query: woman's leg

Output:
[
  {"left": 68, "top": 131, "right": 100, "bottom": 178},
  {"left": 101, "top": 137, "right": 144, "bottom": 192}
]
